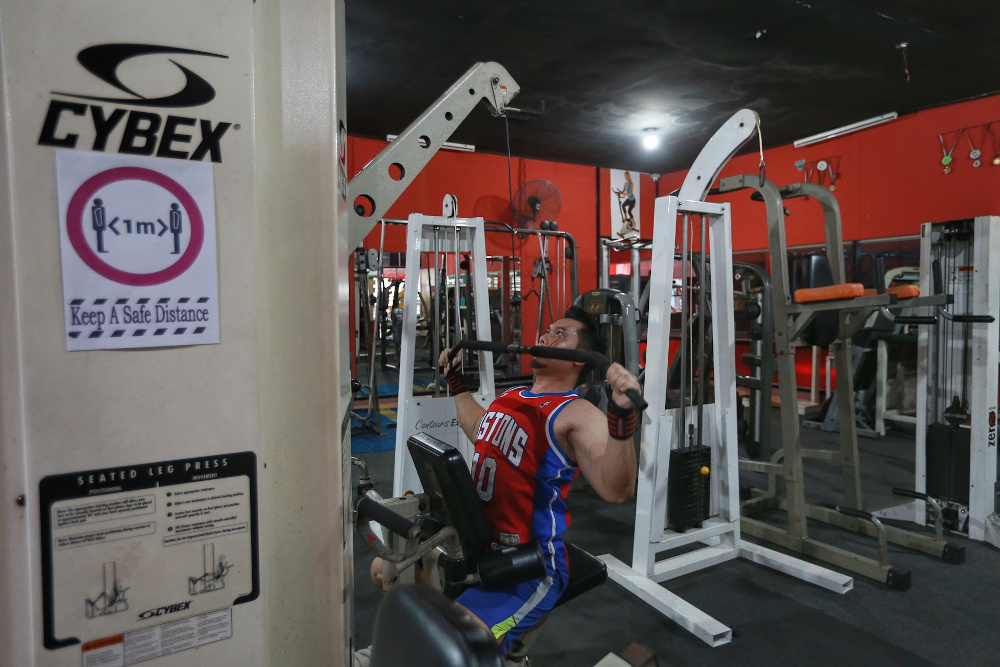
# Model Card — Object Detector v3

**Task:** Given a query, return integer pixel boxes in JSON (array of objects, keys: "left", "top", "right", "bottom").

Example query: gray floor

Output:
[{"left": 351, "top": 414, "right": 1000, "bottom": 666}]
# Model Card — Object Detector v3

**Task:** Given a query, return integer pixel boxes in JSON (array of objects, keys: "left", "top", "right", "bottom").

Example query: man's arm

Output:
[
  {"left": 452, "top": 392, "right": 485, "bottom": 442},
  {"left": 439, "top": 348, "right": 486, "bottom": 442},
  {"left": 562, "top": 363, "right": 639, "bottom": 503}
]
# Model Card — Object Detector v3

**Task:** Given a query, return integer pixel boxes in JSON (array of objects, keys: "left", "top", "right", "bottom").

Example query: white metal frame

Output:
[
  {"left": 393, "top": 215, "right": 495, "bottom": 495},
  {"left": 600, "top": 110, "right": 851, "bottom": 648}
]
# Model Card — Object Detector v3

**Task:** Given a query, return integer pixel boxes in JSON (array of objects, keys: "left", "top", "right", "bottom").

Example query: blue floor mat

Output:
[{"left": 351, "top": 408, "right": 397, "bottom": 454}]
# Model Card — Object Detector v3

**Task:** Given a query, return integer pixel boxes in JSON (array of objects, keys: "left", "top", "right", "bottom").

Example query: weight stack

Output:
[
  {"left": 667, "top": 445, "right": 712, "bottom": 532},
  {"left": 926, "top": 423, "right": 971, "bottom": 504}
]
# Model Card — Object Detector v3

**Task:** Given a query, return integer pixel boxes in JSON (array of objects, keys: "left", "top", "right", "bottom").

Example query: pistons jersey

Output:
[{"left": 470, "top": 386, "right": 580, "bottom": 566}]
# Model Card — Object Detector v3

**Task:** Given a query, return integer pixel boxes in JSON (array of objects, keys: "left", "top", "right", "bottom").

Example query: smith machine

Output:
[
  {"left": 599, "top": 110, "right": 853, "bottom": 648},
  {"left": 716, "top": 175, "right": 968, "bottom": 588}
]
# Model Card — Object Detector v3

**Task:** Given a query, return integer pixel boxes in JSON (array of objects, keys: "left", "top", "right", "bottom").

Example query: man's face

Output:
[{"left": 531, "top": 318, "right": 584, "bottom": 369}]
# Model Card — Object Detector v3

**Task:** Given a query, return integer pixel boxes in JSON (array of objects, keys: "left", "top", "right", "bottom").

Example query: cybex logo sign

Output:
[
  {"left": 38, "top": 44, "right": 235, "bottom": 163},
  {"left": 138, "top": 600, "right": 192, "bottom": 619}
]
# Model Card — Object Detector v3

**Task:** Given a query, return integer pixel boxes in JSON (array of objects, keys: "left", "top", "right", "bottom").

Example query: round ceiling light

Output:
[{"left": 642, "top": 128, "right": 660, "bottom": 150}]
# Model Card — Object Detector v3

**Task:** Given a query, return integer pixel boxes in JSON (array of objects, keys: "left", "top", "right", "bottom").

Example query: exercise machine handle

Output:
[
  {"left": 448, "top": 339, "right": 648, "bottom": 411},
  {"left": 354, "top": 495, "right": 418, "bottom": 540},
  {"left": 891, "top": 316, "right": 938, "bottom": 325},
  {"left": 891, "top": 487, "right": 928, "bottom": 501},
  {"left": 951, "top": 314, "right": 995, "bottom": 323}
]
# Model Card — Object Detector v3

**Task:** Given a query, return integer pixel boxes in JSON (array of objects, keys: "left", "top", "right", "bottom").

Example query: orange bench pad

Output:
[
  {"left": 794, "top": 283, "right": 865, "bottom": 303},
  {"left": 861, "top": 285, "right": 921, "bottom": 299}
]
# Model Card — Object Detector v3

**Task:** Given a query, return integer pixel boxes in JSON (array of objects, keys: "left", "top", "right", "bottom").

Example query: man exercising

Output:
[{"left": 438, "top": 305, "right": 640, "bottom": 659}]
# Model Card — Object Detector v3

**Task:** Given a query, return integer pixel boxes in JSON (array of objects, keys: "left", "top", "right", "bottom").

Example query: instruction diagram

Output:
[
  {"left": 85, "top": 562, "right": 130, "bottom": 618},
  {"left": 189, "top": 543, "right": 233, "bottom": 595}
]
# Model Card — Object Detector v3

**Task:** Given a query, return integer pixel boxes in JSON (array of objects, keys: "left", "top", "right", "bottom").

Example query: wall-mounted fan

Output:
[{"left": 511, "top": 179, "right": 561, "bottom": 229}]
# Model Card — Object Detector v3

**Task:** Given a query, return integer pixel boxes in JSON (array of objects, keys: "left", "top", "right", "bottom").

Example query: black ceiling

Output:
[{"left": 346, "top": 1, "right": 1000, "bottom": 174}]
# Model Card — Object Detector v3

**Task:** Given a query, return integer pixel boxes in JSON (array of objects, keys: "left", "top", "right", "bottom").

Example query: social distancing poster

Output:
[{"left": 56, "top": 150, "right": 220, "bottom": 351}]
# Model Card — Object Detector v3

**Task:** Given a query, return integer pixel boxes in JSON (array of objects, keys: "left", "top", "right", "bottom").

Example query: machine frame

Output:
[{"left": 600, "top": 111, "right": 852, "bottom": 648}]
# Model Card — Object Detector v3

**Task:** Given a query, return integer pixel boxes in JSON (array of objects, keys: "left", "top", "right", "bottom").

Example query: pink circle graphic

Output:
[{"left": 66, "top": 167, "right": 204, "bottom": 286}]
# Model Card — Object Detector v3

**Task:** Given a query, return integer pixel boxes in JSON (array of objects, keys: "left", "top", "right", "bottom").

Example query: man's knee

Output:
[{"left": 369, "top": 557, "right": 386, "bottom": 594}]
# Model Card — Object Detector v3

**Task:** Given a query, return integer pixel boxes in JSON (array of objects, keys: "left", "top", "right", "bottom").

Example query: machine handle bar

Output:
[
  {"left": 448, "top": 339, "right": 648, "bottom": 412},
  {"left": 951, "top": 314, "right": 995, "bottom": 323},
  {"left": 354, "top": 495, "right": 418, "bottom": 540},
  {"left": 891, "top": 488, "right": 928, "bottom": 501}
]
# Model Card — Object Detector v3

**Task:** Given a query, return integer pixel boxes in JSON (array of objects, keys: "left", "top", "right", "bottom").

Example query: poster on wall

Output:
[
  {"left": 610, "top": 169, "right": 640, "bottom": 239},
  {"left": 56, "top": 150, "right": 220, "bottom": 351}
]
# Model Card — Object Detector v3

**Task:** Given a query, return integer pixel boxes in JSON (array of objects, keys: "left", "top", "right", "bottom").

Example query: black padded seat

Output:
[
  {"left": 556, "top": 541, "right": 608, "bottom": 608},
  {"left": 370, "top": 584, "right": 503, "bottom": 667}
]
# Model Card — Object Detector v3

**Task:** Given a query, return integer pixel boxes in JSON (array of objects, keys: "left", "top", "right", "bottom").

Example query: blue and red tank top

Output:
[{"left": 469, "top": 386, "right": 580, "bottom": 567}]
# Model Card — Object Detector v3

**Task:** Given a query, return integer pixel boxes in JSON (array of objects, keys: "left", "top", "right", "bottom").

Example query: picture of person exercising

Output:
[{"left": 613, "top": 171, "right": 637, "bottom": 237}]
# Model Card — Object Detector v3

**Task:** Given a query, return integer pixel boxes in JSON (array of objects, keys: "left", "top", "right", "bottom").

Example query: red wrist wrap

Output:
[
  {"left": 446, "top": 370, "right": 469, "bottom": 395},
  {"left": 607, "top": 403, "right": 637, "bottom": 439}
]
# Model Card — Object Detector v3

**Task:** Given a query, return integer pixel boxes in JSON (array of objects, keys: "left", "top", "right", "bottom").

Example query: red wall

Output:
[
  {"left": 349, "top": 137, "right": 602, "bottom": 369},
  {"left": 349, "top": 94, "right": 1000, "bottom": 381},
  {"left": 703, "top": 94, "right": 1000, "bottom": 250}
]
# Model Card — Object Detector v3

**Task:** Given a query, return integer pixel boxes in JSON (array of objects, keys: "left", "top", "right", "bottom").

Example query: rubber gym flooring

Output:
[{"left": 351, "top": 413, "right": 1000, "bottom": 666}]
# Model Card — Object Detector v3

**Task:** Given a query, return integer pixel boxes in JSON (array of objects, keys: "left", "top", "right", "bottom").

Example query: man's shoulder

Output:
[{"left": 556, "top": 395, "right": 604, "bottom": 423}]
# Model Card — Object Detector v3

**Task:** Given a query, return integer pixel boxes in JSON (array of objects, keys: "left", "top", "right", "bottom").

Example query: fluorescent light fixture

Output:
[
  {"left": 793, "top": 112, "right": 898, "bottom": 148},
  {"left": 386, "top": 134, "right": 475, "bottom": 152}
]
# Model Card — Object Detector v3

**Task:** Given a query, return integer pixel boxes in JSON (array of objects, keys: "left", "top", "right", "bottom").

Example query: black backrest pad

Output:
[{"left": 407, "top": 433, "right": 494, "bottom": 553}]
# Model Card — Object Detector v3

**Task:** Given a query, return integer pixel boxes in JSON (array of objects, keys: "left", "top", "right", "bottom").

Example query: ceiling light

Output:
[
  {"left": 793, "top": 112, "right": 898, "bottom": 148},
  {"left": 642, "top": 128, "right": 660, "bottom": 150}
]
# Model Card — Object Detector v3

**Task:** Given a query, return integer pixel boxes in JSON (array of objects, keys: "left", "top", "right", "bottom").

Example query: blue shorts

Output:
[{"left": 455, "top": 545, "right": 569, "bottom": 654}]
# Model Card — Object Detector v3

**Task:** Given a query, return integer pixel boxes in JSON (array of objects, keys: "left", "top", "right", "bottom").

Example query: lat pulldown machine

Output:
[
  {"left": 876, "top": 217, "right": 999, "bottom": 546},
  {"left": 718, "top": 176, "right": 966, "bottom": 588},
  {"left": 393, "top": 213, "right": 496, "bottom": 496},
  {"left": 600, "top": 110, "right": 852, "bottom": 648}
]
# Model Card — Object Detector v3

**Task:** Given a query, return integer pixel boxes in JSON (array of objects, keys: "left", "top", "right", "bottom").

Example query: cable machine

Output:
[
  {"left": 876, "top": 217, "right": 1000, "bottom": 545},
  {"left": 393, "top": 214, "right": 496, "bottom": 495},
  {"left": 599, "top": 110, "right": 852, "bottom": 648}
]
